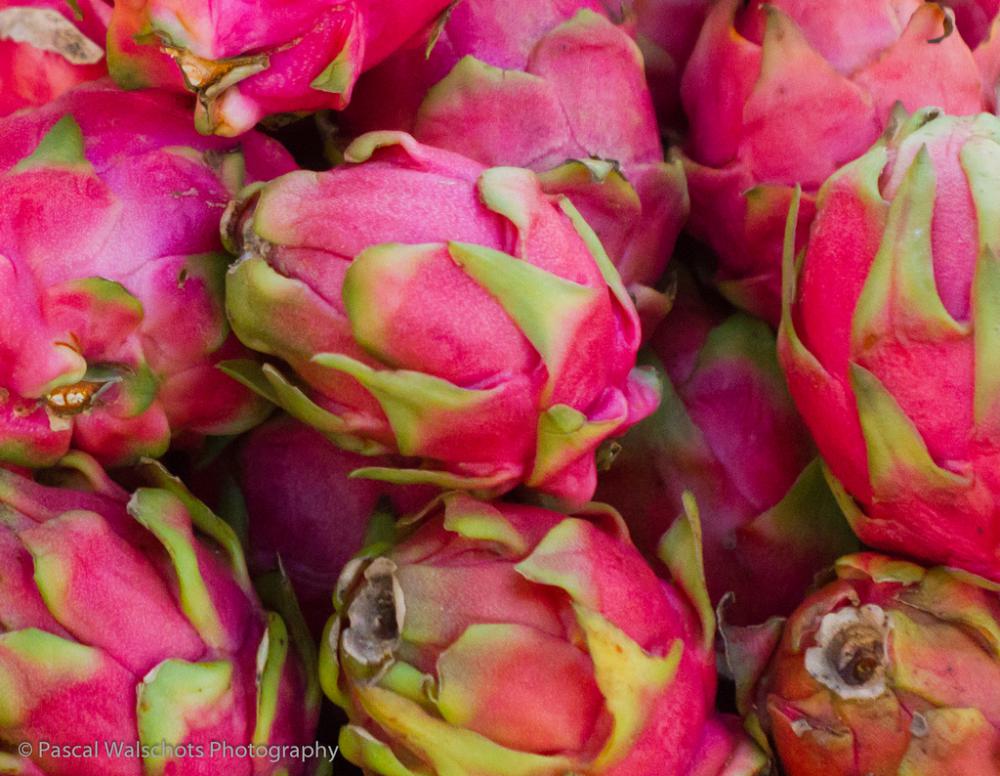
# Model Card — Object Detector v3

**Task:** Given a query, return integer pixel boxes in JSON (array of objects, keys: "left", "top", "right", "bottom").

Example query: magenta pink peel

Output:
[
  {"left": 0, "top": 82, "right": 294, "bottom": 469},
  {"left": 682, "top": 0, "right": 993, "bottom": 323},
  {"left": 107, "top": 0, "right": 455, "bottom": 136},
  {"left": 597, "top": 268, "right": 857, "bottom": 626},
  {"left": 780, "top": 108, "right": 1000, "bottom": 582},
  {"left": 321, "top": 492, "right": 754, "bottom": 775},
  {"left": 0, "top": 453, "right": 319, "bottom": 776},
  {"left": 342, "top": 0, "right": 688, "bottom": 324},
  {"left": 0, "top": 0, "right": 111, "bottom": 116},
  {"left": 223, "top": 132, "right": 659, "bottom": 505}
]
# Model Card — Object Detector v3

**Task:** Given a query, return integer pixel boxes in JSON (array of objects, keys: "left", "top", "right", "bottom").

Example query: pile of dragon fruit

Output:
[{"left": 5, "top": 0, "right": 1000, "bottom": 774}]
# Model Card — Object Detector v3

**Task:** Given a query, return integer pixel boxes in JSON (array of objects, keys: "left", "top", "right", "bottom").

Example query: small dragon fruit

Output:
[
  {"left": 235, "top": 415, "right": 433, "bottom": 636},
  {"left": 780, "top": 108, "right": 1000, "bottom": 582},
  {"left": 630, "top": 0, "right": 711, "bottom": 126},
  {"left": 106, "top": 0, "right": 454, "bottom": 136},
  {"left": 322, "top": 492, "right": 768, "bottom": 775},
  {"left": 0, "top": 0, "right": 110, "bottom": 116},
  {"left": 341, "top": 0, "right": 688, "bottom": 321},
  {"left": 0, "top": 82, "right": 294, "bottom": 469},
  {"left": 0, "top": 453, "right": 319, "bottom": 775},
  {"left": 682, "top": 0, "right": 992, "bottom": 323},
  {"left": 222, "top": 131, "right": 659, "bottom": 506},
  {"left": 727, "top": 553, "right": 1000, "bottom": 775},
  {"left": 597, "top": 267, "right": 857, "bottom": 625}
]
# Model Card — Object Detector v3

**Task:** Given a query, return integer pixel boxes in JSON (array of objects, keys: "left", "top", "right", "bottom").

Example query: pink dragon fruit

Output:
[
  {"left": 682, "top": 0, "right": 993, "bottom": 324},
  {"left": 341, "top": 0, "right": 688, "bottom": 321},
  {"left": 630, "top": 0, "right": 711, "bottom": 126},
  {"left": 321, "top": 492, "right": 768, "bottom": 775},
  {"left": 780, "top": 108, "right": 1000, "bottom": 582},
  {"left": 106, "top": 0, "right": 454, "bottom": 136},
  {"left": 0, "top": 82, "right": 294, "bottom": 469},
  {"left": 596, "top": 267, "right": 857, "bottom": 626},
  {"left": 235, "top": 415, "right": 433, "bottom": 636},
  {"left": 222, "top": 132, "right": 659, "bottom": 506},
  {"left": 0, "top": 0, "right": 110, "bottom": 116},
  {"left": 726, "top": 553, "right": 1000, "bottom": 775},
  {"left": 0, "top": 453, "right": 320, "bottom": 775}
]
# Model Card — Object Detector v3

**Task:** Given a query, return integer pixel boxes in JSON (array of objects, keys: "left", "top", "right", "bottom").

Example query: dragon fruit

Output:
[
  {"left": 630, "top": 0, "right": 711, "bottom": 126},
  {"left": 780, "top": 108, "right": 1000, "bottom": 582},
  {"left": 234, "top": 415, "right": 433, "bottom": 636},
  {"left": 0, "top": 0, "right": 110, "bottom": 116},
  {"left": 340, "top": 0, "right": 687, "bottom": 321},
  {"left": 0, "top": 453, "right": 320, "bottom": 775},
  {"left": 596, "top": 267, "right": 857, "bottom": 626},
  {"left": 682, "top": 0, "right": 993, "bottom": 324},
  {"left": 727, "top": 553, "right": 1000, "bottom": 775},
  {"left": 321, "top": 491, "right": 767, "bottom": 775},
  {"left": 0, "top": 82, "right": 294, "bottom": 469},
  {"left": 106, "top": 0, "right": 454, "bottom": 136},
  {"left": 222, "top": 131, "right": 659, "bottom": 505}
]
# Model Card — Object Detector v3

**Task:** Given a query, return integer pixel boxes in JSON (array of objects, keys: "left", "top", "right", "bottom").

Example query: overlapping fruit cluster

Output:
[{"left": 3, "top": 1, "right": 1000, "bottom": 774}]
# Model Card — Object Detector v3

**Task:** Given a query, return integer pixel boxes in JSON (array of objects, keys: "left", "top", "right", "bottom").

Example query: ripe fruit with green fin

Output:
[
  {"left": 322, "top": 492, "right": 769, "bottom": 775},
  {"left": 0, "top": 454, "right": 319, "bottom": 775},
  {"left": 780, "top": 107, "right": 1000, "bottom": 581},
  {"left": 222, "top": 132, "right": 660, "bottom": 506}
]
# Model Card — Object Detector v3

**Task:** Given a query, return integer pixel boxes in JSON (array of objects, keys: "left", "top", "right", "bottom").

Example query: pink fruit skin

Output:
[
  {"left": 224, "top": 132, "right": 660, "bottom": 506},
  {"left": 681, "top": 0, "right": 991, "bottom": 324},
  {"left": 779, "top": 109, "right": 1000, "bottom": 582},
  {"left": 106, "top": 0, "right": 454, "bottom": 135},
  {"left": 596, "top": 269, "right": 856, "bottom": 625},
  {"left": 0, "top": 0, "right": 111, "bottom": 116},
  {"left": 0, "top": 81, "right": 295, "bottom": 469},
  {"left": 946, "top": 0, "right": 1000, "bottom": 46},
  {"left": 686, "top": 715, "right": 770, "bottom": 776},
  {"left": 325, "top": 494, "right": 725, "bottom": 775},
  {"left": 236, "top": 416, "right": 433, "bottom": 636},
  {"left": 631, "top": 0, "right": 711, "bottom": 126},
  {"left": 342, "top": 0, "right": 688, "bottom": 309},
  {"left": 0, "top": 456, "right": 318, "bottom": 776}
]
